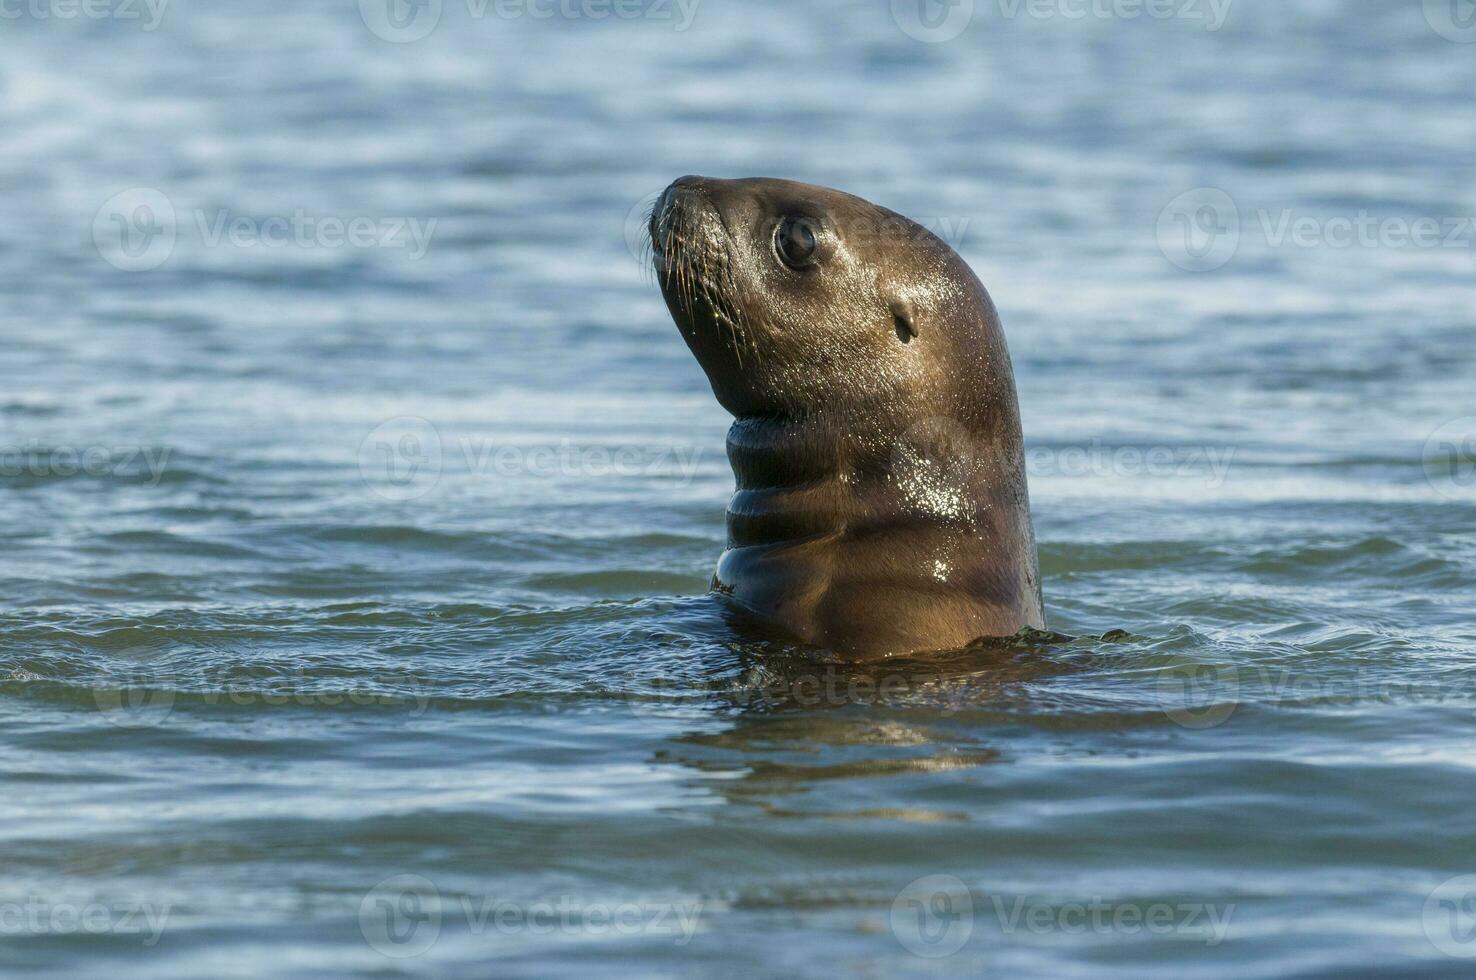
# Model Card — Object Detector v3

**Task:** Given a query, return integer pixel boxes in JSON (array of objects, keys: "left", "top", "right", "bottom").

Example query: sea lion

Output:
[{"left": 649, "top": 175, "right": 1044, "bottom": 657}]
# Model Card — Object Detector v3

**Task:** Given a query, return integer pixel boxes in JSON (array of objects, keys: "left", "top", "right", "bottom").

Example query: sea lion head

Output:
[{"left": 649, "top": 175, "right": 1012, "bottom": 427}]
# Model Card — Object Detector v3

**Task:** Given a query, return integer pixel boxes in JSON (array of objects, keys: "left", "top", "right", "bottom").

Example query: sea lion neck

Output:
[
  {"left": 723, "top": 411, "right": 856, "bottom": 553},
  {"left": 722, "top": 407, "right": 918, "bottom": 554},
  {"left": 726, "top": 413, "right": 839, "bottom": 491},
  {"left": 724, "top": 405, "right": 906, "bottom": 492}
]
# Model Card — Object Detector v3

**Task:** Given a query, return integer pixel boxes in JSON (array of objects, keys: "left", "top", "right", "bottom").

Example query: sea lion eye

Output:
[{"left": 774, "top": 216, "right": 820, "bottom": 269}]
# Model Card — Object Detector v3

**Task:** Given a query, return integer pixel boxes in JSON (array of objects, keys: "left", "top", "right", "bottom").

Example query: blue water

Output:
[{"left": 2, "top": 0, "right": 1475, "bottom": 975}]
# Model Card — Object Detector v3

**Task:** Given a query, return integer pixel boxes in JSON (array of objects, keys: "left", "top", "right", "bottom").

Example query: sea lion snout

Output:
[{"left": 650, "top": 175, "right": 714, "bottom": 254}]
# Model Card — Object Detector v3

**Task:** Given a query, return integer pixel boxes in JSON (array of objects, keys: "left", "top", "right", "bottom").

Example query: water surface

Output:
[{"left": 2, "top": 1, "right": 1475, "bottom": 975}]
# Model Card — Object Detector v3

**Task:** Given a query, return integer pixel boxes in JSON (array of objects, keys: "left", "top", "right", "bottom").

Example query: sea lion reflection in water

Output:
[{"left": 649, "top": 176, "right": 1044, "bottom": 658}]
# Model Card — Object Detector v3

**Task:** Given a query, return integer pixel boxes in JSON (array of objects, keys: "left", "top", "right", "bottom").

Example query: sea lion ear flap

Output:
[{"left": 890, "top": 298, "right": 919, "bottom": 343}]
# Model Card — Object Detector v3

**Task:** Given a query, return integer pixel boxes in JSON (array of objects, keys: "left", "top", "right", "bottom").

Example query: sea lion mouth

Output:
[{"left": 648, "top": 178, "right": 756, "bottom": 363}]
